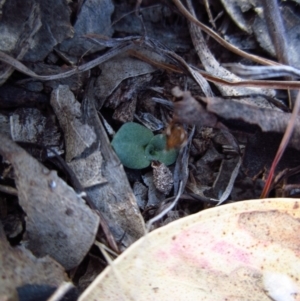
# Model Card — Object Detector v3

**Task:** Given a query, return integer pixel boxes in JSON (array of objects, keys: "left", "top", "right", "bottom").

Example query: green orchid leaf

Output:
[
  {"left": 112, "top": 123, "right": 178, "bottom": 169},
  {"left": 111, "top": 122, "right": 154, "bottom": 169},
  {"left": 112, "top": 142, "right": 150, "bottom": 169},
  {"left": 112, "top": 122, "right": 154, "bottom": 146},
  {"left": 145, "top": 134, "right": 178, "bottom": 166}
]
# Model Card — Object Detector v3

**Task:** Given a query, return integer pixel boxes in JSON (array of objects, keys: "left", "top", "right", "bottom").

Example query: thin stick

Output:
[
  {"left": 0, "top": 184, "right": 18, "bottom": 196},
  {"left": 172, "top": 0, "right": 279, "bottom": 66},
  {"left": 47, "top": 282, "right": 73, "bottom": 301},
  {"left": 203, "top": 0, "right": 216, "bottom": 29},
  {"left": 96, "top": 242, "right": 134, "bottom": 301},
  {"left": 146, "top": 181, "right": 183, "bottom": 232},
  {"left": 129, "top": 48, "right": 300, "bottom": 89},
  {"left": 0, "top": 42, "right": 133, "bottom": 81},
  {"left": 217, "top": 156, "right": 242, "bottom": 205},
  {"left": 261, "top": 90, "right": 300, "bottom": 198}
]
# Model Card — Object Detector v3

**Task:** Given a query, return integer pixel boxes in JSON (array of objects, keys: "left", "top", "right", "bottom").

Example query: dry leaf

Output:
[
  {"left": 95, "top": 55, "right": 155, "bottom": 108},
  {"left": 67, "top": 150, "right": 105, "bottom": 188},
  {"left": 50, "top": 85, "right": 106, "bottom": 188},
  {"left": 0, "top": 222, "right": 68, "bottom": 301},
  {"left": 10, "top": 107, "right": 62, "bottom": 157},
  {"left": 171, "top": 87, "right": 217, "bottom": 127},
  {"left": 187, "top": 0, "right": 275, "bottom": 100},
  {"left": 205, "top": 97, "right": 300, "bottom": 150},
  {"left": 151, "top": 161, "right": 173, "bottom": 195},
  {"left": 57, "top": 0, "right": 113, "bottom": 58},
  {"left": 50, "top": 85, "right": 96, "bottom": 162},
  {"left": 0, "top": 134, "right": 100, "bottom": 270},
  {"left": 0, "top": 0, "right": 73, "bottom": 85},
  {"left": 82, "top": 85, "right": 146, "bottom": 248}
]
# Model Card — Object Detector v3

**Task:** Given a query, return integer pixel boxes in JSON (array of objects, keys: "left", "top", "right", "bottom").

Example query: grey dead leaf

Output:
[
  {"left": 57, "top": 0, "right": 114, "bottom": 59},
  {"left": 152, "top": 162, "right": 174, "bottom": 195},
  {"left": 0, "top": 222, "right": 68, "bottom": 301},
  {"left": 212, "top": 156, "right": 242, "bottom": 205},
  {"left": 107, "top": 73, "right": 153, "bottom": 123},
  {"left": 0, "top": 0, "right": 73, "bottom": 85},
  {"left": 10, "top": 107, "right": 62, "bottom": 157},
  {"left": 220, "top": 0, "right": 300, "bottom": 69},
  {"left": 67, "top": 151, "right": 105, "bottom": 188},
  {"left": 253, "top": 5, "right": 300, "bottom": 68},
  {"left": 187, "top": 0, "right": 275, "bottom": 101},
  {"left": 219, "top": 0, "right": 256, "bottom": 33},
  {"left": 142, "top": 171, "right": 166, "bottom": 208},
  {"left": 205, "top": 97, "right": 300, "bottom": 151},
  {"left": 113, "top": 4, "right": 191, "bottom": 52},
  {"left": 82, "top": 84, "right": 145, "bottom": 247},
  {"left": 0, "top": 134, "right": 100, "bottom": 270},
  {"left": 51, "top": 84, "right": 106, "bottom": 188},
  {"left": 225, "top": 64, "right": 300, "bottom": 80},
  {"left": 95, "top": 55, "right": 156, "bottom": 108},
  {"left": 50, "top": 85, "right": 97, "bottom": 162},
  {"left": 0, "top": 3, "right": 41, "bottom": 85}
]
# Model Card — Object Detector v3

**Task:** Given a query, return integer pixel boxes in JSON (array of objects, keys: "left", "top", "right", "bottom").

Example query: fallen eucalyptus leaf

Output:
[
  {"left": 95, "top": 55, "right": 155, "bottom": 107},
  {"left": 0, "top": 222, "right": 68, "bottom": 301},
  {"left": 50, "top": 85, "right": 106, "bottom": 188},
  {"left": 187, "top": 0, "right": 274, "bottom": 100},
  {"left": 151, "top": 161, "right": 173, "bottom": 195},
  {"left": 50, "top": 85, "right": 96, "bottom": 162},
  {"left": 205, "top": 97, "right": 300, "bottom": 150},
  {"left": 82, "top": 88, "right": 146, "bottom": 248},
  {"left": 10, "top": 107, "right": 62, "bottom": 157},
  {"left": 57, "top": 0, "right": 113, "bottom": 58},
  {"left": 0, "top": 134, "right": 100, "bottom": 270}
]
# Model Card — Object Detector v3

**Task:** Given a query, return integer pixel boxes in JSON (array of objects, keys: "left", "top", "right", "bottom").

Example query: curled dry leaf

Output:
[
  {"left": 95, "top": 55, "right": 155, "bottom": 107},
  {"left": 142, "top": 172, "right": 166, "bottom": 208},
  {"left": 0, "top": 0, "right": 73, "bottom": 85},
  {"left": 79, "top": 198, "right": 300, "bottom": 301},
  {"left": 50, "top": 85, "right": 106, "bottom": 188},
  {"left": 50, "top": 85, "right": 96, "bottom": 162},
  {"left": 0, "top": 134, "right": 100, "bottom": 270},
  {"left": 186, "top": 0, "right": 274, "bottom": 100},
  {"left": 151, "top": 161, "right": 173, "bottom": 195},
  {"left": 204, "top": 97, "right": 300, "bottom": 151},
  {"left": 57, "top": 0, "right": 113, "bottom": 58},
  {"left": 171, "top": 86, "right": 217, "bottom": 128},
  {"left": 82, "top": 87, "right": 146, "bottom": 248},
  {"left": 10, "top": 107, "right": 62, "bottom": 157}
]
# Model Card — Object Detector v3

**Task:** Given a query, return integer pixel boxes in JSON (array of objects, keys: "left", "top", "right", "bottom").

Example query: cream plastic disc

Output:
[{"left": 79, "top": 199, "right": 300, "bottom": 301}]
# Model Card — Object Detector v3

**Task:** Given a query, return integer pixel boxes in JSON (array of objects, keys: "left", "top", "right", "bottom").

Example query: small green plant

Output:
[{"left": 111, "top": 122, "right": 178, "bottom": 169}]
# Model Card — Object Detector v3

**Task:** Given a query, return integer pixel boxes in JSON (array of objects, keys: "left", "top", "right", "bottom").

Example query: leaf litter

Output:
[{"left": 1, "top": 0, "right": 300, "bottom": 300}]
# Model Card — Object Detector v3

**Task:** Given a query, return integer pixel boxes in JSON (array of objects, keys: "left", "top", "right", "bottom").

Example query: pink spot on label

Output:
[{"left": 212, "top": 241, "right": 251, "bottom": 265}]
